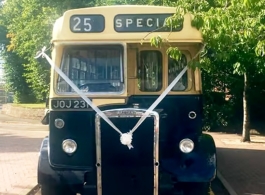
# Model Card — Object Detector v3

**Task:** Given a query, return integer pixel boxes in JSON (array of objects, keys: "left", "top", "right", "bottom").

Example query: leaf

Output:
[
  {"left": 255, "top": 40, "right": 265, "bottom": 57},
  {"left": 150, "top": 35, "right": 163, "bottom": 48},
  {"left": 166, "top": 47, "right": 182, "bottom": 60}
]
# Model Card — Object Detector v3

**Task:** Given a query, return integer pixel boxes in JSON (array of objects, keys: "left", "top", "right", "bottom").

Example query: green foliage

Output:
[
  {"left": 200, "top": 56, "right": 244, "bottom": 130},
  {"left": 0, "top": 0, "right": 97, "bottom": 102},
  {"left": 150, "top": 35, "right": 163, "bottom": 48},
  {"left": 166, "top": 47, "right": 182, "bottom": 60},
  {"left": 164, "top": 12, "right": 184, "bottom": 29},
  {"left": 243, "top": 0, "right": 259, "bottom": 7},
  {"left": 255, "top": 40, "right": 265, "bottom": 57},
  {"left": 96, "top": 0, "right": 171, "bottom": 6},
  {"left": 148, "top": 0, "right": 265, "bottom": 131},
  {"left": 1, "top": 50, "right": 36, "bottom": 103}
]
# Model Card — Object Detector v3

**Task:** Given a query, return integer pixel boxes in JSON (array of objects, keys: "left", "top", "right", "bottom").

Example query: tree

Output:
[
  {"left": 95, "top": 0, "right": 265, "bottom": 140},
  {"left": 0, "top": 0, "right": 97, "bottom": 102},
  {"left": 171, "top": 0, "right": 265, "bottom": 142},
  {"left": 149, "top": 0, "right": 265, "bottom": 141},
  {"left": 1, "top": 51, "right": 37, "bottom": 103},
  {"left": 0, "top": 1, "right": 37, "bottom": 102}
]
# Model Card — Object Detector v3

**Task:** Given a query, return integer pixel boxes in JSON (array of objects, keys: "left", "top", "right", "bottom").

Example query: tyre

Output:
[
  {"left": 182, "top": 182, "right": 211, "bottom": 195},
  {"left": 41, "top": 184, "right": 76, "bottom": 195}
]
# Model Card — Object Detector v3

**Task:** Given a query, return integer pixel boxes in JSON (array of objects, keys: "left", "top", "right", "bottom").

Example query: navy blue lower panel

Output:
[{"left": 100, "top": 117, "right": 155, "bottom": 195}]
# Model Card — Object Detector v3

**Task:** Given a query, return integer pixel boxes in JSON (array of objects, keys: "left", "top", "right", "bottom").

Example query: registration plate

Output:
[{"left": 51, "top": 99, "right": 90, "bottom": 109}]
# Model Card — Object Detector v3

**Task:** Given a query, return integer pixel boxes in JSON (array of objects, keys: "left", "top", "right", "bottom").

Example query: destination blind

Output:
[
  {"left": 114, "top": 14, "right": 183, "bottom": 32},
  {"left": 69, "top": 13, "right": 183, "bottom": 33}
]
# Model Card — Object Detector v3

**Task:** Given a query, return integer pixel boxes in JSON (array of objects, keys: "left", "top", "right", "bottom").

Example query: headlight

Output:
[
  {"left": 62, "top": 139, "right": 77, "bottom": 154},
  {"left": 179, "top": 138, "right": 194, "bottom": 153},
  {"left": 55, "top": 118, "right": 65, "bottom": 129}
]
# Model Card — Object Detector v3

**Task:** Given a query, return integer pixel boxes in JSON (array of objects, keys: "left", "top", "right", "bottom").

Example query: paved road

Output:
[
  {"left": 0, "top": 111, "right": 229, "bottom": 195},
  {"left": 0, "top": 113, "right": 48, "bottom": 195},
  {"left": 208, "top": 132, "right": 265, "bottom": 195},
  {"left": 34, "top": 177, "right": 229, "bottom": 195}
]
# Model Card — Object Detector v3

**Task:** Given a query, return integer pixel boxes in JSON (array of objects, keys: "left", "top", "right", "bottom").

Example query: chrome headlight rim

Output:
[
  {"left": 62, "top": 139, "right": 77, "bottom": 154},
  {"left": 188, "top": 111, "right": 197, "bottom": 119},
  {"left": 179, "top": 138, "right": 194, "bottom": 153}
]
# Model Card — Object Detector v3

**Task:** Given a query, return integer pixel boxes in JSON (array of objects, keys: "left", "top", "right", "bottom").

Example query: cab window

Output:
[
  {"left": 168, "top": 54, "right": 188, "bottom": 91},
  {"left": 138, "top": 50, "right": 162, "bottom": 92},
  {"left": 56, "top": 45, "right": 124, "bottom": 93}
]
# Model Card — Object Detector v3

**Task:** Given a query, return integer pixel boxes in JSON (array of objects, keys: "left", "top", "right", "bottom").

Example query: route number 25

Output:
[
  {"left": 70, "top": 15, "right": 105, "bottom": 33},
  {"left": 73, "top": 17, "right": 91, "bottom": 32}
]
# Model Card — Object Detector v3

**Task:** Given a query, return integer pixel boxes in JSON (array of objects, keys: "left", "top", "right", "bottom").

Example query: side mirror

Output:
[
  {"left": 45, "top": 97, "right": 49, "bottom": 108},
  {"left": 41, "top": 109, "right": 50, "bottom": 125}
]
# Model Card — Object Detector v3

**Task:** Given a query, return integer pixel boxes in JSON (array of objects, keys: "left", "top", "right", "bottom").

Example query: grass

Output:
[{"left": 11, "top": 103, "right": 46, "bottom": 109}]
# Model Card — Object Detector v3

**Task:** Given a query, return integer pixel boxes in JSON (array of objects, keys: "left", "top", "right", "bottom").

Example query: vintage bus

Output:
[{"left": 37, "top": 5, "right": 217, "bottom": 195}]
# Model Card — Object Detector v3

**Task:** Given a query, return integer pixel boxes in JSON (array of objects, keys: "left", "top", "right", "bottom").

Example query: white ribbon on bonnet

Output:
[{"left": 35, "top": 46, "right": 189, "bottom": 149}]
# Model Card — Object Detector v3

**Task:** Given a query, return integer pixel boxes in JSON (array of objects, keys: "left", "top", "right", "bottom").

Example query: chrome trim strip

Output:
[
  {"left": 95, "top": 114, "right": 102, "bottom": 195},
  {"left": 188, "top": 111, "right": 196, "bottom": 119},
  {"left": 153, "top": 110, "right": 159, "bottom": 195},
  {"left": 95, "top": 108, "right": 159, "bottom": 195}
]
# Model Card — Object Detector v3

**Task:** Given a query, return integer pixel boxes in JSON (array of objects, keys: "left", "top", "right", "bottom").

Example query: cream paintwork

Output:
[
  {"left": 52, "top": 5, "right": 203, "bottom": 43},
  {"left": 126, "top": 43, "right": 200, "bottom": 96},
  {"left": 49, "top": 5, "right": 203, "bottom": 109}
]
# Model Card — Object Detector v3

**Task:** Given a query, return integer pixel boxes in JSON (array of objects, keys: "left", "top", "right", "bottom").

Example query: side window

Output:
[
  {"left": 168, "top": 54, "right": 188, "bottom": 91},
  {"left": 138, "top": 51, "right": 162, "bottom": 92}
]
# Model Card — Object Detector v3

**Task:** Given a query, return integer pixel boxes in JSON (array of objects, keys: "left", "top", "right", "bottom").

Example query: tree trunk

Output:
[{"left": 241, "top": 72, "right": 251, "bottom": 142}]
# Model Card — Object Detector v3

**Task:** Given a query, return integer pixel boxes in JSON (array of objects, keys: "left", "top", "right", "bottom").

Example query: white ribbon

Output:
[
  {"left": 35, "top": 47, "right": 134, "bottom": 149},
  {"left": 130, "top": 66, "right": 188, "bottom": 134},
  {"left": 35, "top": 44, "right": 201, "bottom": 150},
  {"left": 130, "top": 43, "right": 205, "bottom": 134}
]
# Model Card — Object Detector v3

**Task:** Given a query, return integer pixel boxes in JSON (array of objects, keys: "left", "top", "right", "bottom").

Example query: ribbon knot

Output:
[
  {"left": 34, "top": 47, "right": 47, "bottom": 59},
  {"left": 120, "top": 132, "right": 133, "bottom": 149},
  {"left": 34, "top": 43, "right": 201, "bottom": 150}
]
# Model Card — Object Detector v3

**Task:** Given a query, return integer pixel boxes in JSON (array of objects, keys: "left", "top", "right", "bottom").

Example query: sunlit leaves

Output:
[
  {"left": 199, "top": 57, "right": 212, "bottom": 72},
  {"left": 0, "top": 0, "right": 97, "bottom": 102},
  {"left": 144, "top": 0, "right": 265, "bottom": 132},
  {"left": 243, "top": 0, "right": 259, "bottom": 8},
  {"left": 191, "top": 14, "right": 204, "bottom": 29},
  {"left": 168, "top": 0, "right": 265, "bottom": 76},
  {"left": 233, "top": 62, "right": 245, "bottom": 75},
  {"left": 166, "top": 47, "right": 182, "bottom": 60},
  {"left": 164, "top": 14, "right": 184, "bottom": 30},
  {"left": 150, "top": 35, "right": 163, "bottom": 48},
  {"left": 255, "top": 40, "right": 265, "bottom": 57}
]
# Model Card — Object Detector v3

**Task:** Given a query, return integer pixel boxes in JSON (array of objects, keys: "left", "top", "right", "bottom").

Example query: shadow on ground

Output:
[
  {"left": 0, "top": 133, "right": 47, "bottom": 153},
  {"left": 216, "top": 147, "right": 265, "bottom": 195}
]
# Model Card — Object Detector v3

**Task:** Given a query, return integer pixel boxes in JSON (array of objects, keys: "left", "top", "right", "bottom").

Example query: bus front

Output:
[{"left": 37, "top": 5, "right": 216, "bottom": 195}]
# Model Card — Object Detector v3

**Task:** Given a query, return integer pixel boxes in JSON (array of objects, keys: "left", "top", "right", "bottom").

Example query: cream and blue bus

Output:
[{"left": 37, "top": 5, "right": 217, "bottom": 195}]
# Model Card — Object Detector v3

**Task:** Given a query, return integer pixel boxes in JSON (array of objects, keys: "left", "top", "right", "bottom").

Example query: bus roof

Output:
[{"left": 52, "top": 5, "right": 203, "bottom": 43}]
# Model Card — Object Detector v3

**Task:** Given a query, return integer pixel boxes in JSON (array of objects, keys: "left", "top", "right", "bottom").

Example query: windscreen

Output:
[{"left": 56, "top": 45, "right": 124, "bottom": 94}]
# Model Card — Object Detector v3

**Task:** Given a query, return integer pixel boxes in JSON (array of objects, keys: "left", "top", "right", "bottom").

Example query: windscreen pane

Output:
[{"left": 56, "top": 45, "right": 124, "bottom": 93}]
